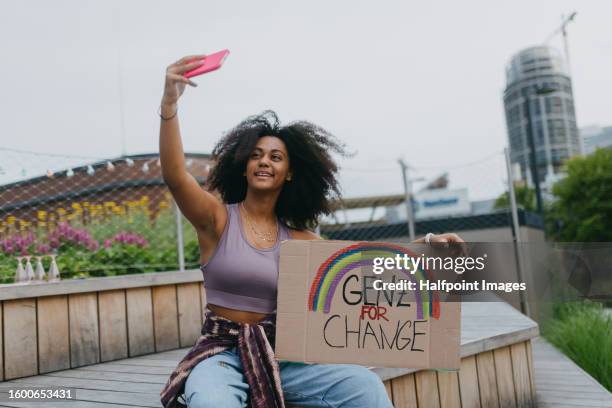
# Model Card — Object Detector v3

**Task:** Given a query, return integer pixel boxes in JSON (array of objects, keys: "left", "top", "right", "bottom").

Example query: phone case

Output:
[{"left": 184, "top": 49, "right": 230, "bottom": 79}]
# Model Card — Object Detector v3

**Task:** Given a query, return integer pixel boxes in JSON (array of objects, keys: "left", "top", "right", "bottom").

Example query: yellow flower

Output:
[
  {"left": 37, "top": 210, "right": 47, "bottom": 220},
  {"left": 6, "top": 216, "right": 16, "bottom": 225}
]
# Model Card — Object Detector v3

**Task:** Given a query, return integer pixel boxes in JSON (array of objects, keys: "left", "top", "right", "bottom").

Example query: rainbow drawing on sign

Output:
[{"left": 307, "top": 242, "right": 440, "bottom": 320}]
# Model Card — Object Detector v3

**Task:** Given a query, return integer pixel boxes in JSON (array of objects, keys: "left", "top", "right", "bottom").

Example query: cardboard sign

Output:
[{"left": 275, "top": 240, "right": 461, "bottom": 369}]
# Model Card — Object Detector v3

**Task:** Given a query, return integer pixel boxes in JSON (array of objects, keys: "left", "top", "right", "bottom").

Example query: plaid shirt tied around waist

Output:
[{"left": 159, "top": 307, "right": 285, "bottom": 408}]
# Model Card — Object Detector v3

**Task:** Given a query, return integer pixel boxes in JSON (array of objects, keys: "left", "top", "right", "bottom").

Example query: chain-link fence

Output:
[
  {"left": 0, "top": 147, "right": 543, "bottom": 284},
  {"left": 0, "top": 149, "right": 211, "bottom": 283}
]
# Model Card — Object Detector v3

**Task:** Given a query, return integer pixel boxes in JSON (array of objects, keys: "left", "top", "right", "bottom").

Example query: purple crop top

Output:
[{"left": 199, "top": 202, "right": 292, "bottom": 314}]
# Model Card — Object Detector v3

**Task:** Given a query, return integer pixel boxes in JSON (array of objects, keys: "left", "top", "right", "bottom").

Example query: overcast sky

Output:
[{"left": 1, "top": 0, "right": 611, "bottom": 200}]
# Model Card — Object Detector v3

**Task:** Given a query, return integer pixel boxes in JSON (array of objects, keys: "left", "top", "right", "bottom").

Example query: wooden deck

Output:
[
  {"left": 0, "top": 302, "right": 608, "bottom": 407},
  {"left": 532, "top": 338, "right": 612, "bottom": 408}
]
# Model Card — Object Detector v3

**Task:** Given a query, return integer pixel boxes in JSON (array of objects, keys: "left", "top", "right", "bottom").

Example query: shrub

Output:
[{"left": 542, "top": 301, "right": 612, "bottom": 392}]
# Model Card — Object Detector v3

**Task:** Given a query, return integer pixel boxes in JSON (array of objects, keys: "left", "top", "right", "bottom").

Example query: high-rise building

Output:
[
  {"left": 580, "top": 125, "right": 612, "bottom": 154},
  {"left": 503, "top": 46, "right": 581, "bottom": 190}
]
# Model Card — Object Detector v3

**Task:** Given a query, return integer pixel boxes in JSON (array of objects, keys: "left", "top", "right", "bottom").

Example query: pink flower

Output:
[{"left": 109, "top": 231, "right": 148, "bottom": 248}]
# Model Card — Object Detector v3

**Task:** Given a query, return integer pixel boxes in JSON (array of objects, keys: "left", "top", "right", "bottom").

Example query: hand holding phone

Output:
[
  {"left": 183, "top": 49, "right": 230, "bottom": 79},
  {"left": 161, "top": 50, "right": 229, "bottom": 107}
]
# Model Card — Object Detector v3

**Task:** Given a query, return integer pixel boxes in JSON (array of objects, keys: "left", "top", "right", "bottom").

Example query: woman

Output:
[{"left": 158, "top": 54, "right": 465, "bottom": 408}]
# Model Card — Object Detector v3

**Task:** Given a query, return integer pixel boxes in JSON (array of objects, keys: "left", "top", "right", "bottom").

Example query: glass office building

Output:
[
  {"left": 503, "top": 46, "right": 581, "bottom": 189},
  {"left": 581, "top": 125, "right": 612, "bottom": 155}
]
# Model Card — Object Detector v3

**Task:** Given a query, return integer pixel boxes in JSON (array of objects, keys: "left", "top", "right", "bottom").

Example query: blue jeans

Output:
[{"left": 184, "top": 347, "right": 393, "bottom": 408}]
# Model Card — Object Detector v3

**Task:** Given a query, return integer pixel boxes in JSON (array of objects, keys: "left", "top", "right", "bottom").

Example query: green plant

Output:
[
  {"left": 0, "top": 201, "right": 202, "bottom": 282},
  {"left": 546, "top": 148, "right": 612, "bottom": 241},
  {"left": 542, "top": 301, "right": 612, "bottom": 392},
  {"left": 494, "top": 182, "right": 537, "bottom": 212}
]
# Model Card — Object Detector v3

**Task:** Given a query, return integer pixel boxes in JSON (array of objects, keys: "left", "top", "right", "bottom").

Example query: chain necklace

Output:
[{"left": 240, "top": 202, "right": 278, "bottom": 243}]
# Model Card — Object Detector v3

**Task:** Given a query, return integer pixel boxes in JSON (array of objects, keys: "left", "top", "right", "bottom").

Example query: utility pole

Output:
[
  {"left": 505, "top": 147, "right": 531, "bottom": 317},
  {"left": 398, "top": 158, "right": 416, "bottom": 241},
  {"left": 522, "top": 88, "right": 544, "bottom": 215},
  {"left": 114, "top": 4, "right": 127, "bottom": 157},
  {"left": 504, "top": 148, "right": 522, "bottom": 244},
  {"left": 522, "top": 84, "right": 557, "bottom": 215}
]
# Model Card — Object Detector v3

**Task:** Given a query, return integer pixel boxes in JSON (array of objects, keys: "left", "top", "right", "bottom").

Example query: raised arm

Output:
[{"left": 159, "top": 55, "right": 225, "bottom": 234}]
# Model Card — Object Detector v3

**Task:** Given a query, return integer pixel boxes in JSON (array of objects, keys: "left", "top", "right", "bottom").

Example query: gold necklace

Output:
[{"left": 240, "top": 202, "right": 278, "bottom": 243}]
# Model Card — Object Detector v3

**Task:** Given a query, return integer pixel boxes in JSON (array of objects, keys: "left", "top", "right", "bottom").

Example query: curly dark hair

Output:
[{"left": 206, "top": 110, "right": 352, "bottom": 231}]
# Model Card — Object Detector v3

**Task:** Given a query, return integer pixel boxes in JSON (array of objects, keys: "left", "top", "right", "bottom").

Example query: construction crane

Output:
[{"left": 544, "top": 11, "right": 577, "bottom": 73}]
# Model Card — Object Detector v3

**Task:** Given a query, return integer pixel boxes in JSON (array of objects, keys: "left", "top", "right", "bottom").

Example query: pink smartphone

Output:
[{"left": 183, "top": 49, "right": 230, "bottom": 79}]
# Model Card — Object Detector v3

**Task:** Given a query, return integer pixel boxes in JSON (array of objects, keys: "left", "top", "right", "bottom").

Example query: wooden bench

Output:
[{"left": 0, "top": 270, "right": 607, "bottom": 407}]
